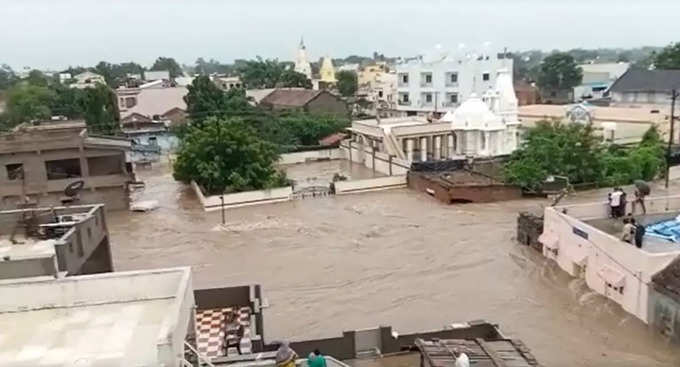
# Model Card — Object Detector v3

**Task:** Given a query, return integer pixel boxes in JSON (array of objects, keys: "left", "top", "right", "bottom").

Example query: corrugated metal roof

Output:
[
  {"left": 416, "top": 338, "right": 540, "bottom": 367},
  {"left": 260, "top": 88, "right": 322, "bottom": 107},
  {"left": 609, "top": 69, "right": 680, "bottom": 93}
]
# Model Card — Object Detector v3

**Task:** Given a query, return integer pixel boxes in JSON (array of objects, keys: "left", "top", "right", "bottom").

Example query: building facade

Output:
[
  {"left": 573, "top": 62, "right": 630, "bottom": 102},
  {"left": 395, "top": 48, "right": 513, "bottom": 116},
  {"left": 259, "top": 89, "right": 348, "bottom": 117},
  {"left": 116, "top": 81, "right": 188, "bottom": 125},
  {"left": 609, "top": 69, "right": 680, "bottom": 106},
  {"left": 0, "top": 121, "right": 135, "bottom": 210},
  {"left": 70, "top": 71, "right": 106, "bottom": 89}
]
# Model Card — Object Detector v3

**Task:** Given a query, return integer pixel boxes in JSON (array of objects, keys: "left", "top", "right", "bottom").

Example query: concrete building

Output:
[
  {"left": 259, "top": 88, "right": 348, "bottom": 116},
  {"left": 518, "top": 103, "right": 667, "bottom": 144},
  {"left": 294, "top": 38, "right": 312, "bottom": 79},
  {"left": 0, "top": 267, "right": 195, "bottom": 366},
  {"left": 144, "top": 70, "right": 170, "bottom": 81},
  {"left": 539, "top": 195, "right": 680, "bottom": 325},
  {"left": 395, "top": 46, "right": 513, "bottom": 116},
  {"left": 117, "top": 80, "right": 188, "bottom": 126},
  {"left": 573, "top": 62, "right": 630, "bottom": 102},
  {"left": 650, "top": 256, "right": 680, "bottom": 342},
  {"left": 70, "top": 71, "right": 106, "bottom": 89},
  {"left": 0, "top": 204, "right": 114, "bottom": 280},
  {"left": 609, "top": 69, "right": 680, "bottom": 106},
  {"left": 214, "top": 75, "right": 243, "bottom": 91},
  {"left": 0, "top": 121, "right": 135, "bottom": 210},
  {"left": 358, "top": 63, "right": 398, "bottom": 115}
]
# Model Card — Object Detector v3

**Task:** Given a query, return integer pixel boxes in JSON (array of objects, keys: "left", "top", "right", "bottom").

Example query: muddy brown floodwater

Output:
[{"left": 108, "top": 161, "right": 680, "bottom": 367}]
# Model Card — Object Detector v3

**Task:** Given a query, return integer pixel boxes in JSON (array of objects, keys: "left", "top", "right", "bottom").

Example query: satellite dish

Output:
[{"left": 64, "top": 180, "right": 85, "bottom": 198}]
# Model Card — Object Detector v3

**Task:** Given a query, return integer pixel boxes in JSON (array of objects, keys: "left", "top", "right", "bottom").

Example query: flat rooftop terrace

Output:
[
  {"left": 0, "top": 267, "right": 193, "bottom": 367},
  {"left": 585, "top": 212, "right": 680, "bottom": 254}
]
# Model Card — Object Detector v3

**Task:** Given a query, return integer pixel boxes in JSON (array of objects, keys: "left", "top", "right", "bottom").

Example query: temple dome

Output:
[{"left": 444, "top": 94, "right": 501, "bottom": 130}]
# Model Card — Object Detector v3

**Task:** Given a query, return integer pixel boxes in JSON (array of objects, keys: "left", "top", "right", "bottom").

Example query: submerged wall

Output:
[{"left": 191, "top": 181, "right": 293, "bottom": 211}]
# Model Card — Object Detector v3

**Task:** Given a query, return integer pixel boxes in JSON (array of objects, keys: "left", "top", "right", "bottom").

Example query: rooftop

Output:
[
  {"left": 653, "top": 256, "right": 680, "bottom": 302},
  {"left": 518, "top": 104, "right": 668, "bottom": 124},
  {"left": 609, "top": 69, "right": 680, "bottom": 93},
  {"left": 585, "top": 212, "right": 680, "bottom": 254},
  {"left": 259, "top": 88, "right": 322, "bottom": 107},
  {"left": 0, "top": 267, "right": 194, "bottom": 367},
  {"left": 415, "top": 338, "right": 539, "bottom": 367}
]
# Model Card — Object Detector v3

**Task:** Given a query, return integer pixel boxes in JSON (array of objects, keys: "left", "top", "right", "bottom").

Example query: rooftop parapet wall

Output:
[{"left": 554, "top": 195, "right": 680, "bottom": 220}]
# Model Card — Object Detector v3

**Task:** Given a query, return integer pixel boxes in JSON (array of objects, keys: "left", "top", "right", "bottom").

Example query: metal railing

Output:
[
  {"left": 184, "top": 341, "right": 215, "bottom": 367},
  {"left": 398, "top": 100, "right": 411, "bottom": 106}
]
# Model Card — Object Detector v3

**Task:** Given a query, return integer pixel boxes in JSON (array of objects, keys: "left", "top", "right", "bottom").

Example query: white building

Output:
[
  {"left": 70, "top": 71, "right": 106, "bottom": 89},
  {"left": 573, "top": 62, "right": 630, "bottom": 102},
  {"left": 144, "top": 70, "right": 171, "bottom": 81},
  {"left": 540, "top": 196, "right": 680, "bottom": 324},
  {"left": 294, "top": 38, "right": 312, "bottom": 79},
  {"left": 345, "top": 68, "right": 520, "bottom": 173},
  {"left": 396, "top": 46, "right": 513, "bottom": 116},
  {"left": 0, "top": 267, "right": 195, "bottom": 366}
]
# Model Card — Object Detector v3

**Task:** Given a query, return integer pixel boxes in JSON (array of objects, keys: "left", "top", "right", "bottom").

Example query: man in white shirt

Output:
[
  {"left": 609, "top": 188, "right": 624, "bottom": 218},
  {"left": 453, "top": 348, "right": 470, "bottom": 367}
]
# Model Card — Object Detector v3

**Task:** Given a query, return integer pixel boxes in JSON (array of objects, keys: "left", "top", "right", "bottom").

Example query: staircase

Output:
[{"left": 381, "top": 127, "right": 406, "bottom": 161}]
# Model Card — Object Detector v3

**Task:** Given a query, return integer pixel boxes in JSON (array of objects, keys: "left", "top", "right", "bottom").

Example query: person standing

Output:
[
  {"left": 621, "top": 218, "right": 635, "bottom": 244},
  {"left": 275, "top": 342, "right": 298, "bottom": 367},
  {"left": 609, "top": 188, "right": 623, "bottom": 218},
  {"left": 632, "top": 218, "right": 645, "bottom": 248},
  {"left": 633, "top": 188, "right": 647, "bottom": 215},
  {"left": 308, "top": 349, "right": 327, "bottom": 367}
]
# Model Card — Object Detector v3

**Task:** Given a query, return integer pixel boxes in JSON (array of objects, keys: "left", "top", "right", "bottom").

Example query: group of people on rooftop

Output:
[
  {"left": 608, "top": 186, "right": 649, "bottom": 248},
  {"left": 276, "top": 343, "right": 327, "bottom": 367}
]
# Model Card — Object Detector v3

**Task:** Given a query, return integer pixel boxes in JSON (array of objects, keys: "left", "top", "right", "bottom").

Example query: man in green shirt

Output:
[{"left": 307, "top": 349, "right": 327, "bottom": 367}]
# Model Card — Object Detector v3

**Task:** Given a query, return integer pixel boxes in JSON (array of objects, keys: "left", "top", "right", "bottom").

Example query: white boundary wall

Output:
[
  {"left": 279, "top": 149, "right": 345, "bottom": 165},
  {"left": 191, "top": 181, "right": 292, "bottom": 211},
  {"left": 334, "top": 175, "right": 407, "bottom": 195},
  {"left": 340, "top": 142, "right": 410, "bottom": 176}
]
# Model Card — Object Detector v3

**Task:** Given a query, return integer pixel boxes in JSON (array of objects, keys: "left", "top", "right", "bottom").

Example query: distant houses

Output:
[
  {"left": 258, "top": 88, "right": 349, "bottom": 117},
  {"left": 70, "top": 71, "right": 106, "bottom": 89},
  {"left": 573, "top": 62, "right": 630, "bottom": 102},
  {"left": 116, "top": 80, "right": 188, "bottom": 126},
  {"left": 609, "top": 69, "right": 680, "bottom": 106}
]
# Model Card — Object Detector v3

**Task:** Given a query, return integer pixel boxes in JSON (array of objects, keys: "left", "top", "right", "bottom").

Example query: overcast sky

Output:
[{"left": 2, "top": 0, "right": 680, "bottom": 70}]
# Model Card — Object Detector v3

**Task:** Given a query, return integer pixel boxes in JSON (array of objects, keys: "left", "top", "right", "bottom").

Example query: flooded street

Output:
[
  {"left": 109, "top": 161, "right": 680, "bottom": 367},
  {"left": 283, "top": 159, "right": 384, "bottom": 189}
]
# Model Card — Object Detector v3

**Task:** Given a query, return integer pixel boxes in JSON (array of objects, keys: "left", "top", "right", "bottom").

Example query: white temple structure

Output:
[
  {"left": 294, "top": 38, "right": 312, "bottom": 79},
  {"left": 441, "top": 68, "right": 520, "bottom": 157},
  {"left": 346, "top": 68, "right": 520, "bottom": 175}
]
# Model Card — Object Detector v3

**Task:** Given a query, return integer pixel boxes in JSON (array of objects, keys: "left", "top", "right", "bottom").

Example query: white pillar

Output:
[
  {"left": 434, "top": 135, "right": 442, "bottom": 160},
  {"left": 420, "top": 137, "right": 428, "bottom": 162},
  {"left": 406, "top": 138, "right": 414, "bottom": 162},
  {"left": 448, "top": 134, "right": 455, "bottom": 158}
]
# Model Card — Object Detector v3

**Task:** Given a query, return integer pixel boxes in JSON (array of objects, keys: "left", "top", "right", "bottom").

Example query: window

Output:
[
  {"left": 401, "top": 74, "right": 409, "bottom": 84},
  {"left": 482, "top": 73, "right": 490, "bottom": 81},
  {"left": 87, "top": 155, "right": 123, "bottom": 176},
  {"left": 481, "top": 133, "right": 487, "bottom": 150},
  {"left": 425, "top": 74, "right": 432, "bottom": 83},
  {"left": 449, "top": 72, "right": 458, "bottom": 84},
  {"left": 378, "top": 90, "right": 383, "bottom": 98},
  {"left": 6, "top": 163, "right": 23, "bottom": 180},
  {"left": 425, "top": 93, "right": 432, "bottom": 103},
  {"left": 449, "top": 93, "right": 458, "bottom": 104},
  {"left": 45, "top": 158, "right": 81, "bottom": 180},
  {"left": 125, "top": 97, "right": 137, "bottom": 108},
  {"left": 403, "top": 93, "right": 409, "bottom": 102}
]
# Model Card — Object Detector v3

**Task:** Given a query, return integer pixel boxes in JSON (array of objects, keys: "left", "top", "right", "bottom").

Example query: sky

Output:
[{"left": 2, "top": 0, "right": 680, "bottom": 70}]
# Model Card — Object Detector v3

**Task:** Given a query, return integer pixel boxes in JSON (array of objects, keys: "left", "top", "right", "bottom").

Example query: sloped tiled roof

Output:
[
  {"left": 652, "top": 256, "right": 680, "bottom": 302},
  {"left": 260, "top": 88, "right": 322, "bottom": 107},
  {"left": 609, "top": 69, "right": 680, "bottom": 93}
]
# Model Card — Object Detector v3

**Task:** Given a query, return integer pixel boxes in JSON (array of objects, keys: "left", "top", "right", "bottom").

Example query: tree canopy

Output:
[
  {"left": 173, "top": 117, "right": 288, "bottom": 194},
  {"left": 504, "top": 121, "right": 665, "bottom": 191},
  {"left": 336, "top": 70, "right": 358, "bottom": 97},
  {"left": 0, "top": 64, "right": 17, "bottom": 90},
  {"left": 150, "top": 57, "right": 183, "bottom": 78},
  {"left": 94, "top": 61, "right": 146, "bottom": 87},
  {"left": 653, "top": 42, "right": 680, "bottom": 69},
  {"left": 184, "top": 75, "right": 252, "bottom": 124},
  {"left": 238, "top": 57, "right": 311, "bottom": 89},
  {"left": 536, "top": 53, "right": 583, "bottom": 91},
  {"left": 80, "top": 83, "right": 119, "bottom": 135},
  {"left": 5, "top": 84, "right": 55, "bottom": 125}
]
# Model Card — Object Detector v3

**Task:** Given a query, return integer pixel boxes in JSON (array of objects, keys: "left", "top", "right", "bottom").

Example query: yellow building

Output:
[{"left": 320, "top": 56, "right": 337, "bottom": 84}]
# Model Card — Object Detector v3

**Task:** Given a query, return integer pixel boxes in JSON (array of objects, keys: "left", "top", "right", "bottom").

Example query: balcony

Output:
[
  {"left": 398, "top": 100, "right": 411, "bottom": 106},
  {"left": 442, "top": 102, "right": 458, "bottom": 108},
  {"left": 420, "top": 81, "right": 433, "bottom": 88}
]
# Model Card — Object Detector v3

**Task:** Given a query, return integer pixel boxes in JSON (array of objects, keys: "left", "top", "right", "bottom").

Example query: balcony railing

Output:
[
  {"left": 442, "top": 102, "right": 459, "bottom": 107},
  {"left": 420, "top": 82, "right": 433, "bottom": 88},
  {"left": 445, "top": 82, "right": 459, "bottom": 87},
  {"left": 398, "top": 100, "right": 411, "bottom": 106}
]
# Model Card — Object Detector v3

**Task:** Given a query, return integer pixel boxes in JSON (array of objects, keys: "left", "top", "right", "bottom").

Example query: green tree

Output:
[
  {"left": 335, "top": 70, "right": 358, "bottom": 97},
  {"left": 653, "top": 43, "right": 680, "bottom": 69},
  {"left": 184, "top": 76, "right": 252, "bottom": 124},
  {"left": 276, "top": 112, "right": 349, "bottom": 146},
  {"left": 5, "top": 84, "right": 55, "bottom": 125},
  {"left": 80, "top": 83, "right": 119, "bottom": 134},
  {"left": 150, "top": 57, "right": 183, "bottom": 78},
  {"left": 94, "top": 61, "right": 146, "bottom": 87},
  {"left": 26, "top": 69, "right": 49, "bottom": 87},
  {"left": 173, "top": 117, "right": 288, "bottom": 194},
  {"left": 504, "top": 121, "right": 602, "bottom": 190},
  {"left": 49, "top": 84, "right": 84, "bottom": 119},
  {"left": 537, "top": 53, "right": 583, "bottom": 92},
  {"left": 279, "top": 70, "right": 312, "bottom": 89},
  {"left": 0, "top": 64, "right": 16, "bottom": 90},
  {"left": 238, "top": 57, "right": 287, "bottom": 89}
]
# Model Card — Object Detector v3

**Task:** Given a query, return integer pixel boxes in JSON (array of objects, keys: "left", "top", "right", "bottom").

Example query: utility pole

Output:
[
  {"left": 220, "top": 194, "right": 226, "bottom": 225},
  {"left": 665, "top": 89, "right": 678, "bottom": 190}
]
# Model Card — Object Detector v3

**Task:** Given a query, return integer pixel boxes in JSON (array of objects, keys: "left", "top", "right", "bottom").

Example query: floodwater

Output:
[
  {"left": 109, "top": 160, "right": 680, "bottom": 367},
  {"left": 282, "top": 160, "right": 383, "bottom": 189}
]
